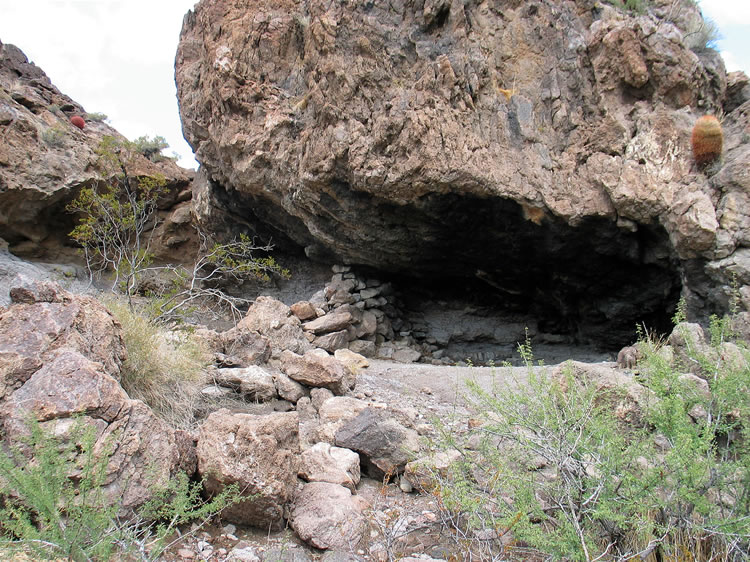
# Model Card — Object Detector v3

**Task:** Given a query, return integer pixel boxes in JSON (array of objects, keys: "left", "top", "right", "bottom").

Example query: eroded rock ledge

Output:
[{"left": 176, "top": 0, "right": 750, "bottom": 341}]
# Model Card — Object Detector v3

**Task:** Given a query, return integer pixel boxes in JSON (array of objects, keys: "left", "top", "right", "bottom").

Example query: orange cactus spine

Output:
[{"left": 691, "top": 115, "right": 723, "bottom": 168}]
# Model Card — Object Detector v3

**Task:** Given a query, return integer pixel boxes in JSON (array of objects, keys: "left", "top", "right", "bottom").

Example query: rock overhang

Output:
[{"left": 176, "top": 0, "right": 750, "bottom": 343}]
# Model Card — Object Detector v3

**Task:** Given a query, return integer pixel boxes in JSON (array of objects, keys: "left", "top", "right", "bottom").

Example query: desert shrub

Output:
[
  {"left": 40, "top": 125, "right": 65, "bottom": 147},
  {"left": 85, "top": 112, "right": 108, "bottom": 122},
  {"left": 68, "top": 136, "right": 167, "bottom": 304},
  {"left": 684, "top": 17, "right": 722, "bottom": 53},
  {"left": 69, "top": 137, "right": 289, "bottom": 319},
  {"left": 0, "top": 418, "right": 239, "bottom": 561},
  {"left": 429, "top": 322, "right": 750, "bottom": 560},
  {"left": 132, "top": 135, "right": 172, "bottom": 162},
  {"left": 106, "top": 298, "right": 208, "bottom": 429}
]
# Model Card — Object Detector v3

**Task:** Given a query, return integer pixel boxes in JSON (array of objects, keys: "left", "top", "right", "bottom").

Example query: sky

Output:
[{"left": 0, "top": 0, "right": 747, "bottom": 171}]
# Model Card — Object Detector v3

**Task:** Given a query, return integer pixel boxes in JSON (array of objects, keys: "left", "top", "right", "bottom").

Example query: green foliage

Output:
[
  {"left": 0, "top": 418, "right": 240, "bottom": 561},
  {"left": 430, "top": 318, "right": 750, "bottom": 560},
  {"left": 132, "top": 135, "right": 172, "bottom": 162},
  {"left": 0, "top": 419, "right": 116, "bottom": 561},
  {"left": 67, "top": 136, "right": 167, "bottom": 303},
  {"left": 85, "top": 112, "right": 108, "bottom": 122},
  {"left": 41, "top": 125, "right": 66, "bottom": 147},
  {"left": 106, "top": 298, "right": 208, "bottom": 429},
  {"left": 151, "top": 232, "right": 291, "bottom": 323},
  {"left": 608, "top": 0, "right": 647, "bottom": 14}
]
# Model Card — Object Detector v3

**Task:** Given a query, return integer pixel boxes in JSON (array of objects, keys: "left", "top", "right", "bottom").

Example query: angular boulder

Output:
[
  {"left": 334, "top": 408, "right": 420, "bottom": 477},
  {"left": 237, "top": 296, "right": 312, "bottom": 356},
  {"left": 280, "top": 350, "right": 356, "bottom": 395},
  {"left": 299, "top": 442, "right": 361, "bottom": 492},
  {"left": 290, "top": 482, "right": 368, "bottom": 550},
  {"left": 197, "top": 409, "right": 300, "bottom": 529},
  {"left": 0, "top": 279, "right": 126, "bottom": 402},
  {"left": 0, "top": 350, "right": 194, "bottom": 517}
]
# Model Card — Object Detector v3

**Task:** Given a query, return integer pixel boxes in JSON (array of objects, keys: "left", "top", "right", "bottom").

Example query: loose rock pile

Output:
[{"left": 292, "top": 265, "right": 431, "bottom": 364}]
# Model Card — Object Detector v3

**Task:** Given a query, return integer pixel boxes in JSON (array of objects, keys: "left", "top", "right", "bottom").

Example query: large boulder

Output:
[
  {"left": 0, "top": 278, "right": 126, "bottom": 401},
  {"left": 334, "top": 407, "right": 421, "bottom": 477},
  {"left": 290, "top": 482, "right": 369, "bottom": 551},
  {"left": 237, "top": 296, "right": 312, "bottom": 356},
  {"left": 176, "top": 0, "right": 750, "bottom": 342},
  {"left": 0, "top": 350, "right": 195, "bottom": 517},
  {"left": 196, "top": 409, "right": 300, "bottom": 529}
]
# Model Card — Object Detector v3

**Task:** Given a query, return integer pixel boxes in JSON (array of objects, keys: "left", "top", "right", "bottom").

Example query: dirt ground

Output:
[{"left": 164, "top": 356, "right": 617, "bottom": 561}]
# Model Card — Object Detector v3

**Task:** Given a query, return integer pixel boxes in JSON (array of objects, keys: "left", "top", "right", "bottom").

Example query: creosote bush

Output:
[
  {"left": 428, "top": 317, "right": 750, "bottom": 560},
  {"left": 68, "top": 137, "right": 290, "bottom": 319}
]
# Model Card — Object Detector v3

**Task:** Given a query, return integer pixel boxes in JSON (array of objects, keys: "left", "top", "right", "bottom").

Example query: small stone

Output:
[
  {"left": 177, "top": 548, "right": 195, "bottom": 560},
  {"left": 399, "top": 476, "right": 413, "bottom": 493},
  {"left": 222, "top": 523, "right": 237, "bottom": 535}
]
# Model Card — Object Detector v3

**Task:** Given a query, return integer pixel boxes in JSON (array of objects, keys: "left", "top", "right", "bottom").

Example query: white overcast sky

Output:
[{"left": 0, "top": 0, "right": 748, "bottom": 171}]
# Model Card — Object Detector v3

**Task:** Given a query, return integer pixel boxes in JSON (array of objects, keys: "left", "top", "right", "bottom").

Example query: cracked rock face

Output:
[
  {"left": 0, "top": 41, "right": 194, "bottom": 260},
  {"left": 176, "top": 0, "right": 750, "bottom": 341}
]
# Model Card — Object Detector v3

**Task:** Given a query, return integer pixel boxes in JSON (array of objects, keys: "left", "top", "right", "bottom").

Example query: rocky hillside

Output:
[
  {"left": 0, "top": 40, "right": 195, "bottom": 262},
  {"left": 175, "top": 0, "right": 750, "bottom": 346}
]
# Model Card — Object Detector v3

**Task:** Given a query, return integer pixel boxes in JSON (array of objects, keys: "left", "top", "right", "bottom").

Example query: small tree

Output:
[
  {"left": 68, "top": 136, "right": 290, "bottom": 316},
  {"left": 68, "top": 136, "right": 165, "bottom": 306},
  {"left": 132, "top": 135, "right": 172, "bottom": 162}
]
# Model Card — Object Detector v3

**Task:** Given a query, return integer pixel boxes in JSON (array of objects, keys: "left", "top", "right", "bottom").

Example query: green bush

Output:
[
  {"left": 132, "top": 135, "right": 172, "bottom": 162},
  {"left": 429, "top": 321, "right": 750, "bottom": 560},
  {"left": 85, "top": 112, "right": 108, "bottom": 122},
  {"left": 0, "top": 418, "right": 240, "bottom": 561},
  {"left": 41, "top": 125, "right": 65, "bottom": 147},
  {"left": 106, "top": 298, "right": 208, "bottom": 429}
]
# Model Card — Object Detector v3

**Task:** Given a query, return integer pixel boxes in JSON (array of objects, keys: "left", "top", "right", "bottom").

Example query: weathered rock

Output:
[
  {"left": 221, "top": 328, "right": 272, "bottom": 367},
  {"left": 176, "top": 0, "right": 750, "bottom": 345},
  {"left": 290, "top": 482, "right": 368, "bottom": 550},
  {"left": 0, "top": 350, "right": 193, "bottom": 517},
  {"left": 551, "top": 362, "right": 654, "bottom": 428},
  {"left": 0, "top": 41, "right": 193, "bottom": 260},
  {"left": 197, "top": 409, "right": 300, "bottom": 529},
  {"left": 668, "top": 322, "right": 715, "bottom": 376},
  {"left": 404, "top": 449, "right": 462, "bottom": 492},
  {"left": 334, "top": 348, "right": 369, "bottom": 373},
  {"left": 313, "top": 330, "right": 350, "bottom": 353},
  {"left": 237, "top": 296, "right": 312, "bottom": 356},
  {"left": 303, "top": 311, "right": 353, "bottom": 335},
  {"left": 0, "top": 280, "right": 126, "bottom": 401},
  {"left": 335, "top": 408, "right": 421, "bottom": 476},
  {"left": 291, "top": 300, "right": 318, "bottom": 322},
  {"left": 274, "top": 371, "right": 307, "bottom": 403},
  {"left": 213, "top": 366, "right": 277, "bottom": 402},
  {"left": 392, "top": 348, "right": 422, "bottom": 364},
  {"left": 348, "top": 339, "right": 376, "bottom": 358},
  {"left": 298, "top": 442, "right": 361, "bottom": 492},
  {"left": 280, "top": 350, "right": 356, "bottom": 395}
]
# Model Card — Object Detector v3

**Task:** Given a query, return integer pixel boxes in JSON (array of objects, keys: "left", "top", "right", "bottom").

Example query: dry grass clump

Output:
[{"left": 106, "top": 298, "right": 209, "bottom": 429}]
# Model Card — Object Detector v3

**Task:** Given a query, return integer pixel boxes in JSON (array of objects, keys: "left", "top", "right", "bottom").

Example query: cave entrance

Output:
[{"left": 335, "top": 192, "right": 683, "bottom": 365}]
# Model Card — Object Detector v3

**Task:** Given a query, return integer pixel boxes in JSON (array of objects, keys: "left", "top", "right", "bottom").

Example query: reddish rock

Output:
[
  {"left": 197, "top": 409, "right": 300, "bottom": 529},
  {"left": 280, "top": 350, "right": 356, "bottom": 395}
]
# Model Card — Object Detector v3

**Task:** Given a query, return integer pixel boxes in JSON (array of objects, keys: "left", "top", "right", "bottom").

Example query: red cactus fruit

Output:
[
  {"left": 691, "top": 115, "right": 723, "bottom": 167},
  {"left": 70, "top": 115, "right": 85, "bottom": 130}
]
